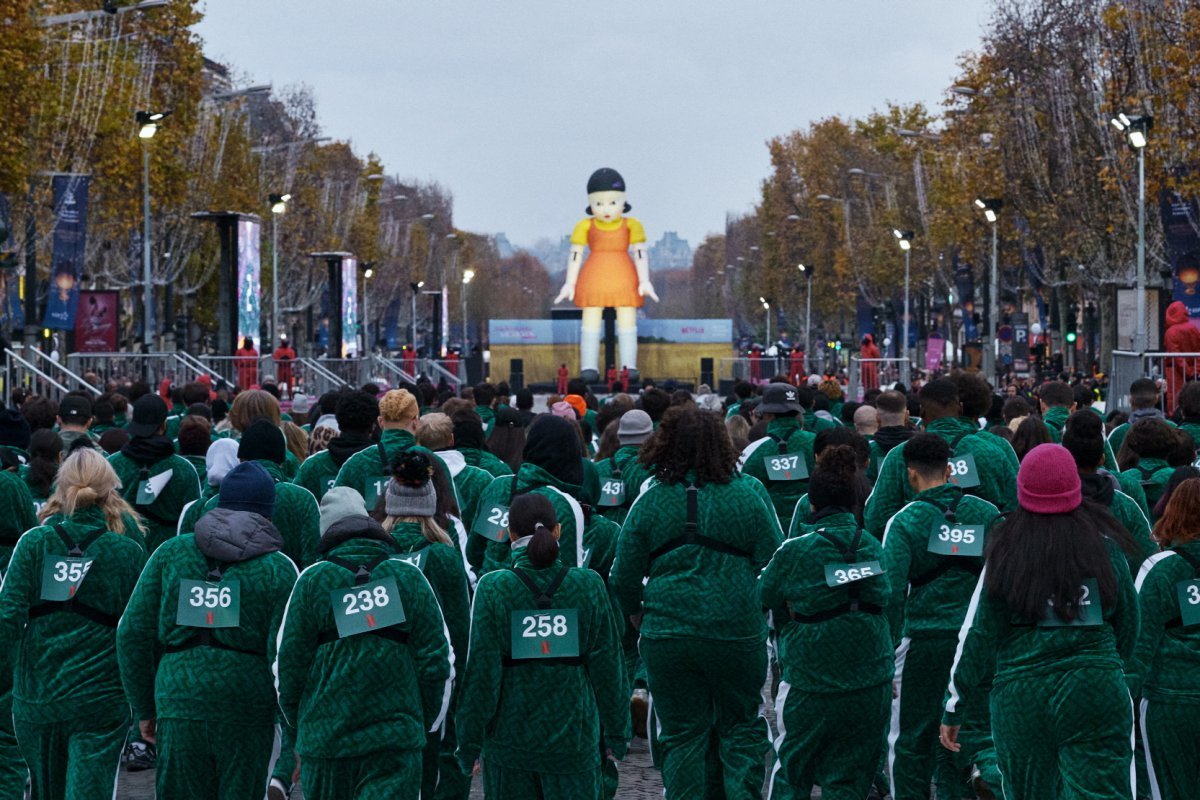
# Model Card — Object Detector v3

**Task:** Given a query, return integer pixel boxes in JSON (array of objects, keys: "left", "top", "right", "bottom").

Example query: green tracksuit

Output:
[
  {"left": 335, "top": 429, "right": 455, "bottom": 513},
  {"left": 1080, "top": 472, "right": 1155, "bottom": 576},
  {"left": 1109, "top": 416, "right": 1176, "bottom": 459},
  {"left": 116, "top": 509, "right": 298, "bottom": 799},
  {"left": 595, "top": 444, "right": 653, "bottom": 526},
  {"left": 1127, "top": 542, "right": 1200, "bottom": 800},
  {"left": 880, "top": 484, "right": 999, "bottom": 799},
  {"left": 737, "top": 417, "right": 817, "bottom": 528},
  {"left": 943, "top": 540, "right": 1139, "bottom": 800},
  {"left": 0, "top": 471, "right": 36, "bottom": 798},
  {"left": 1177, "top": 419, "right": 1200, "bottom": 452},
  {"left": 785, "top": 494, "right": 816, "bottom": 539},
  {"left": 191, "top": 461, "right": 320, "bottom": 569},
  {"left": 438, "top": 450, "right": 493, "bottom": 539},
  {"left": 389, "top": 522, "right": 473, "bottom": 800},
  {"left": 274, "top": 533, "right": 453, "bottom": 800},
  {"left": 461, "top": 445, "right": 512, "bottom": 479},
  {"left": 610, "top": 473, "right": 782, "bottom": 800},
  {"left": 455, "top": 547, "right": 629, "bottom": 799},
  {"left": 468, "top": 463, "right": 586, "bottom": 575},
  {"left": 0, "top": 507, "right": 146, "bottom": 800},
  {"left": 294, "top": 451, "right": 344, "bottom": 502},
  {"left": 864, "top": 417, "right": 1018, "bottom": 538},
  {"left": 1119, "top": 458, "right": 1173, "bottom": 518},
  {"left": 182, "top": 454, "right": 208, "bottom": 487},
  {"left": 178, "top": 486, "right": 218, "bottom": 539},
  {"left": 760, "top": 515, "right": 894, "bottom": 800},
  {"left": 475, "top": 405, "right": 496, "bottom": 438},
  {"left": 109, "top": 448, "right": 202, "bottom": 552},
  {"left": 1043, "top": 407, "right": 1121, "bottom": 470}
]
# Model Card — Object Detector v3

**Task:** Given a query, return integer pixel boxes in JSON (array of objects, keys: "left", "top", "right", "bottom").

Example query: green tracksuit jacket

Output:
[
  {"left": 455, "top": 547, "right": 629, "bottom": 776},
  {"left": 0, "top": 471, "right": 37, "bottom": 798},
  {"left": 1044, "top": 406, "right": 1120, "bottom": 471},
  {"left": 1120, "top": 457, "right": 1173, "bottom": 517},
  {"left": 192, "top": 461, "right": 320, "bottom": 569},
  {"left": 178, "top": 486, "right": 218, "bottom": 539},
  {"left": 0, "top": 471, "right": 37, "bottom": 573},
  {"left": 389, "top": 523, "right": 472, "bottom": 669},
  {"left": 1127, "top": 542, "right": 1200, "bottom": 800},
  {"left": 760, "top": 515, "right": 894, "bottom": 800},
  {"left": 1109, "top": 416, "right": 1176, "bottom": 459},
  {"left": 274, "top": 536, "right": 453, "bottom": 760},
  {"left": 437, "top": 450, "right": 493, "bottom": 540},
  {"left": 181, "top": 454, "right": 208, "bottom": 488},
  {"left": 943, "top": 541, "right": 1139, "bottom": 800},
  {"left": 335, "top": 429, "right": 452, "bottom": 512},
  {"left": 609, "top": 472, "right": 782, "bottom": 643},
  {"left": 109, "top": 449, "right": 202, "bottom": 552},
  {"left": 468, "top": 463, "right": 586, "bottom": 575},
  {"left": 1080, "top": 472, "right": 1155, "bottom": 576},
  {"left": 1177, "top": 419, "right": 1200, "bottom": 452},
  {"left": 461, "top": 445, "right": 512, "bottom": 479},
  {"left": 475, "top": 406, "right": 496, "bottom": 438},
  {"left": 595, "top": 445, "right": 653, "bottom": 526},
  {"left": 737, "top": 417, "right": 817, "bottom": 528},
  {"left": 116, "top": 509, "right": 297, "bottom": 799},
  {"left": 864, "top": 417, "right": 1018, "bottom": 538}
]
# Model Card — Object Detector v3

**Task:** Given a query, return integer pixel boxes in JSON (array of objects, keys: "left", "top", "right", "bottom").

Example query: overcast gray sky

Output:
[{"left": 196, "top": 1, "right": 991, "bottom": 252}]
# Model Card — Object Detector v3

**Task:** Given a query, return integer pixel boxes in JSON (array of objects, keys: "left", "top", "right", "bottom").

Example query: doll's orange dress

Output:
[{"left": 573, "top": 219, "right": 643, "bottom": 309}]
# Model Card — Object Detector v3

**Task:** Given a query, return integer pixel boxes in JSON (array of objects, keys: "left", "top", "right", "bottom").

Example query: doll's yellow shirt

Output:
[{"left": 570, "top": 217, "right": 647, "bottom": 246}]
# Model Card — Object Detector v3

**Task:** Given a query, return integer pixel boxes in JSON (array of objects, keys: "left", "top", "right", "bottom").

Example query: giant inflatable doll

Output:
[{"left": 555, "top": 168, "right": 658, "bottom": 383}]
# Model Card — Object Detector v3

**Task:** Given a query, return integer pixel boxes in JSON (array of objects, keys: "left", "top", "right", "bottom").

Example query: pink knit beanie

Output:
[{"left": 1017, "top": 443, "right": 1081, "bottom": 514}]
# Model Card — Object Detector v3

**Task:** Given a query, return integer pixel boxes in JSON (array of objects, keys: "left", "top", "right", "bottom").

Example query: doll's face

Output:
[{"left": 588, "top": 190, "right": 626, "bottom": 223}]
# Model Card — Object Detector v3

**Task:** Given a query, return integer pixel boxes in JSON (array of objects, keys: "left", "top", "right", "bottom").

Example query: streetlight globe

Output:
[
  {"left": 463, "top": 269, "right": 476, "bottom": 285},
  {"left": 1129, "top": 130, "right": 1148, "bottom": 149},
  {"left": 984, "top": 209, "right": 997, "bottom": 223},
  {"left": 364, "top": 268, "right": 374, "bottom": 279},
  {"left": 797, "top": 263, "right": 806, "bottom": 272},
  {"left": 899, "top": 239, "right": 912, "bottom": 251},
  {"left": 786, "top": 214, "right": 801, "bottom": 222}
]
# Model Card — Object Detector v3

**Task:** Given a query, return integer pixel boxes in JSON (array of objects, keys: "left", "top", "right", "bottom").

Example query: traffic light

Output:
[{"left": 1065, "top": 304, "right": 1078, "bottom": 344}]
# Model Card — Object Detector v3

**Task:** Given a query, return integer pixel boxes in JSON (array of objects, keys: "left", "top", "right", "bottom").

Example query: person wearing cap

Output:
[
  {"left": 455, "top": 491, "right": 629, "bottom": 798},
  {"left": 296, "top": 390, "right": 378, "bottom": 503},
  {"left": 335, "top": 389, "right": 456, "bottom": 512},
  {"left": 609, "top": 408, "right": 782, "bottom": 798},
  {"left": 274, "top": 487, "right": 453, "bottom": 800},
  {"left": 468, "top": 415, "right": 590, "bottom": 577},
  {"left": 57, "top": 394, "right": 96, "bottom": 452},
  {"left": 880, "top": 433, "right": 1002, "bottom": 799},
  {"left": 380, "top": 450, "right": 472, "bottom": 800},
  {"left": 0, "top": 448, "right": 147, "bottom": 798},
  {"left": 865, "top": 379, "right": 1018, "bottom": 539},
  {"left": 0, "top": 407, "right": 32, "bottom": 467},
  {"left": 187, "top": 419, "right": 320, "bottom": 570},
  {"left": 760, "top": 444, "right": 893, "bottom": 800},
  {"left": 941, "top": 443, "right": 1139, "bottom": 800},
  {"left": 289, "top": 392, "right": 311, "bottom": 427},
  {"left": 737, "top": 382, "right": 817, "bottom": 529},
  {"left": 595, "top": 410, "right": 654, "bottom": 527},
  {"left": 176, "top": 437, "right": 239, "bottom": 537},
  {"left": 108, "top": 394, "right": 202, "bottom": 552},
  {"left": 452, "top": 410, "right": 513, "bottom": 479},
  {"left": 117, "top": 461, "right": 298, "bottom": 799}
]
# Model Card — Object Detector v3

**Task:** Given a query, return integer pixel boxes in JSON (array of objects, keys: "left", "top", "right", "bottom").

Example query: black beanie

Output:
[
  {"left": 522, "top": 414, "right": 583, "bottom": 486},
  {"left": 0, "top": 409, "right": 31, "bottom": 450},
  {"left": 237, "top": 418, "right": 286, "bottom": 464},
  {"left": 452, "top": 412, "right": 486, "bottom": 451},
  {"left": 218, "top": 461, "right": 276, "bottom": 518}
]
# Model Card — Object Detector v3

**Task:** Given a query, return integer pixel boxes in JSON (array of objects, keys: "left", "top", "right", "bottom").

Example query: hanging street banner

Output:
[
  {"left": 0, "top": 193, "right": 19, "bottom": 331},
  {"left": 74, "top": 290, "right": 119, "bottom": 352},
  {"left": 1160, "top": 186, "right": 1200, "bottom": 321},
  {"left": 953, "top": 252, "right": 978, "bottom": 341},
  {"left": 237, "top": 218, "right": 261, "bottom": 349},
  {"left": 43, "top": 175, "right": 89, "bottom": 330},
  {"left": 341, "top": 256, "right": 358, "bottom": 357}
]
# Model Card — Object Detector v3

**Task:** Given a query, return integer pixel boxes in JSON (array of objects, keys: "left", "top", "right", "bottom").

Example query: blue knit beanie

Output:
[{"left": 218, "top": 461, "right": 276, "bottom": 519}]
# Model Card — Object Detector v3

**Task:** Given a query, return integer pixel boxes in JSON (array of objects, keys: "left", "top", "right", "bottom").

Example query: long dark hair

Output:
[
  {"left": 27, "top": 429, "right": 62, "bottom": 498},
  {"left": 984, "top": 502, "right": 1123, "bottom": 623},
  {"left": 509, "top": 492, "right": 559, "bottom": 568},
  {"left": 639, "top": 406, "right": 736, "bottom": 486}
]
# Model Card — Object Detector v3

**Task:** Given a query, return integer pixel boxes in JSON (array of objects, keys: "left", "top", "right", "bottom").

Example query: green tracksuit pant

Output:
[
  {"left": 157, "top": 718, "right": 274, "bottom": 800},
  {"left": 301, "top": 747, "right": 422, "bottom": 800},
  {"left": 422, "top": 714, "right": 471, "bottom": 800},
  {"left": 887, "top": 635, "right": 959, "bottom": 800},
  {"left": 767, "top": 681, "right": 890, "bottom": 800},
  {"left": 0, "top": 689, "right": 25, "bottom": 800},
  {"left": 1139, "top": 696, "right": 1199, "bottom": 800},
  {"left": 482, "top": 758, "right": 601, "bottom": 799},
  {"left": 943, "top": 691, "right": 1000, "bottom": 798},
  {"left": 14, "top": 707, "right": 129, "bottom": 800},
  {"left": 641, "top": 637, "right": 769, "bottom": 800},
  {"left": 992, "top": 667, "right": 1134, "bottom": 800}
]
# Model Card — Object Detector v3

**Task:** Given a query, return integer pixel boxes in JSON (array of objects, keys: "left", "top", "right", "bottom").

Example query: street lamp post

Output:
[
  {"left": 269, "top": 193, "right": 290, "bottom": 350},
  {"left": 1112, "top": 113, "right": 1153, "bottom": 352},
  {"left": 137, "top": 110, "right": 166, "bottom": 348},
  {"left": 893, "top": 229, "right": 915, "bottom": 380},
  {"left": 462, "top": 269, "right": 475, "bottom": 353},
  {"left": 760, "top": 297, "right": 771, "bottom": 349},
  {"left": 410, "top": 281, "right": 424, "bottom": 355},
  {"left": 975, "top": 198, "right": 1004, "bottom": 379},
  {"left": 360, "top": 263, "right": 374, "bottom": 355},
  {"left": 798, "top": 264, "right": 813, "bottom": 374}
]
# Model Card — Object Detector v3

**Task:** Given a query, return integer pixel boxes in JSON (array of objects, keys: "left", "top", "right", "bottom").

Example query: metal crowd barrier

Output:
[
  {"left": 1109, "top": 350, "right": 1200, "bottom": 414},
  {"left": 65, "top": 352, "right": 212, "bottom": 389},
  {"left": 848, "top": 357, "right": 912, "bottom": 401},
  {"left": 4, "top": 349, "right": 73, "bottom": 404}
]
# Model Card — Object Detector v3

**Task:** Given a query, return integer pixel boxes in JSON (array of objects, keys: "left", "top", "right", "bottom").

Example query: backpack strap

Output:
[
  {"left": 503, "top": 565, "right": 582, "bottom": 667},
  {"left": 908, "top": 495, "right": 982, "bottom": 588},
  {"left": 768, "top": 433, "right": 789, "bottom": 456},
  {"left": 53, "top": 524, "right": 107, "bottom": 558},
  {"left": 28, "top": 524, "right": 117, "bottom": 626},
  {"left": 376, "top": 441, "right": 389, "bottom": 473},
  {"left": 947, "top": 429, "right": 976, "bottom": 451},
  {"left": 789, "top": 527, "right": 882, "bottom": 623},
  {"left": 648, "top": 485, "right": 753, "bottom": 562}
]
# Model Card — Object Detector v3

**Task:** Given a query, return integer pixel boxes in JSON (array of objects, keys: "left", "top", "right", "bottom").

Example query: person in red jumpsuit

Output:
[
  {"left": 789, "top": 348, "right": 805, "bottom": 386},
  {"left": 620, "top": 365, "right": 630, "bottom": 393},
  {"left": 860, "top": 334, "right": 882, "bottom": 391},
  {"left": 402, "top": 344, "right": 417, "bottom": 377},
  {"left": 1164, "top": 300, "right": 1200, "bottom": 413},
  {"left": 557, "top": 363, "right": 570, "bottom": 395},
  {"left": 272, "top": 335, "right": 296, "bottom": 395},
  {"left": 606, "top": 365, "right": 618, "bottom": 393},
  {"left": 235, "top": 337, "right": 258, "bottom": 389}
]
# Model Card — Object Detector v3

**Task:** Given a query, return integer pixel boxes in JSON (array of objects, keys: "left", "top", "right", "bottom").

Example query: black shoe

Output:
[
  {"left": 122, "top": 741, "right": 156, "bottom": 772},
  {"left": 267, "top": 778, "right": 293, "bottom": 800}
]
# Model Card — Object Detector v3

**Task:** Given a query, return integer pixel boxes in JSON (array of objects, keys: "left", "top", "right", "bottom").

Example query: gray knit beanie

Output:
[{"left": 385, "top": 477, "right": 436, "bottom": 517}]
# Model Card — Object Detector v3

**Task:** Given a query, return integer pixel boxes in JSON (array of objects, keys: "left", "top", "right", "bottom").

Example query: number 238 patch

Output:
[{"left": 331, "top": 578, "right": 406, "bottom": 638}]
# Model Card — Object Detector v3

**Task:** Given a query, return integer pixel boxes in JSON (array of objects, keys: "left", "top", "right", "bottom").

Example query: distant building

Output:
[
  {"left": 649, "top": 231, "right": 692, "bottom": 271},
  {"left": 492, "top": 233, "right": 516, "bottom": 259}
]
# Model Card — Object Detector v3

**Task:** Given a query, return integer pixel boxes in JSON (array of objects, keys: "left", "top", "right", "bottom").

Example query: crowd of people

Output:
[{"left": 0, "top": 363, "right": 1194, "bottom": 800}]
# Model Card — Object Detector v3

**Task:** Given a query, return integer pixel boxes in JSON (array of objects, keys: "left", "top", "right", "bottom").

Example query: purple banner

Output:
[
  {"left": 953, "top": 252, "right": 978, "bottom": 340},
  {"left": 925, "top": 334, "right": 945, "bottom": 373},
  {"left": 1160, "top": 187, "right": 1200, "bottom": 318},
  {"left": 74, "top": 290, "right": 118, "bottom": 352},
  {"left": 43, "top": 175, "right": 88, "bottom": 330}
]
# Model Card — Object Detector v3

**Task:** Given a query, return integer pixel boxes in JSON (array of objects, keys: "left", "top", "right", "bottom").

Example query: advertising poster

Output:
[
  {"left": 953, "top": 252, "right": 978, "bottom": 340},
  {"left": 74, "top": 291, "right": 119, "bottom": 352},
  {"left": 925, "top": 333, "right": 945, "bottom": 373},
  {"left": 1160, "top": 187, "right": 1200, "bottom": 323},
  {"left": 43, "top": 175, "right": 89, "bottom": 330},
  {"left": 341, "top": 256, "right": 357, "bottom": 357},
  {"left": 237, "top": 218, "right": 261, "bottom": 349},
  {"left": 0, "top": 193, "right": 19, "bottom": 331}
]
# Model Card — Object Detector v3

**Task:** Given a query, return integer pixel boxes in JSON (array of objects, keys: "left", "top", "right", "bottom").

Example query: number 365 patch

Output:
[{"left": 823, "top": 561, "right": 883, "bottom": 587}]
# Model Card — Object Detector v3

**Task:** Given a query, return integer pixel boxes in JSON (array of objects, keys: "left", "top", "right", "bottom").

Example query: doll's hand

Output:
[
  {"left": 638, "top": 281, "right": 660, "bottom": 302},
  {"left": 555, "top": 283, "right": 575, "bottom": 304}
]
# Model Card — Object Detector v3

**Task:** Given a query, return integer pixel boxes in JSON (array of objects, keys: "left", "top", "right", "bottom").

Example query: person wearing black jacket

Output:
[{"left": 294, "top": 391, "right": 379, "bottom": 502}]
